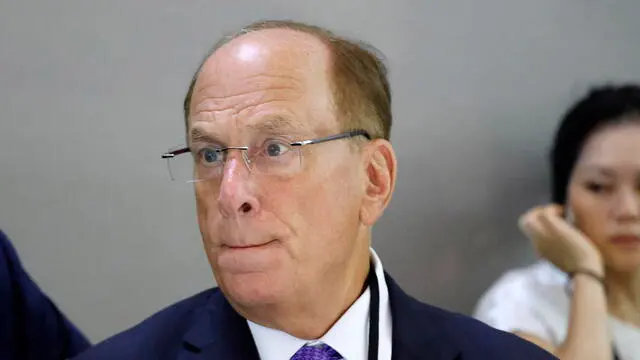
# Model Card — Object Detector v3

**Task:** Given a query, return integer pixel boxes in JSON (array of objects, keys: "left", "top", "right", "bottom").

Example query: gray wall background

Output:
[{"left": 1, "top": 0, "right": 640, "bottom": 343}]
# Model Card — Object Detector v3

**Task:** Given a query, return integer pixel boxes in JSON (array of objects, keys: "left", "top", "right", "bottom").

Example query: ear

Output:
[{"left": 359, "top": 139, "right": 397, "bottom": 226}]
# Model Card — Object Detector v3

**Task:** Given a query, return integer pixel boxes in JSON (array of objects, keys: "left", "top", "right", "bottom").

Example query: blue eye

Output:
[
  {"left": 264, "top": 141, "right": 290, "bottom": 157},
  {"left": 199, "top": 148, "right": 222, "bottom": 165}
]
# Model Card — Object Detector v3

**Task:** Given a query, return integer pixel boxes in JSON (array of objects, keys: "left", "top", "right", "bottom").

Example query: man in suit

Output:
[
  {"left": 74, "top": 20, "right": 556, "bottom": 359},
  {"left": 0, "top": 229, "right": 91, "bottom": 359}
]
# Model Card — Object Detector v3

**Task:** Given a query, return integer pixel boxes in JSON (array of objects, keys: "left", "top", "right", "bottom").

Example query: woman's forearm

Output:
[{"left": 556, "top": 273, "right": 612, "bottom": 360}]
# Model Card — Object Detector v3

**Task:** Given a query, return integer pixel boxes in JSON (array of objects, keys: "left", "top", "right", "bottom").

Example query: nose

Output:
[
  {"left": 217, "top": 152, "right": 260, "bottom": 218},
  {"left": 612, "top": 187, "right": 640, "bottom": 221}
]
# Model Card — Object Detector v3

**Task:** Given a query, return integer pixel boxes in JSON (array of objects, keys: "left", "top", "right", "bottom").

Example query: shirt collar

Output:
[{"left": 247, "top": 248, "right": 390, "bottom": 360}]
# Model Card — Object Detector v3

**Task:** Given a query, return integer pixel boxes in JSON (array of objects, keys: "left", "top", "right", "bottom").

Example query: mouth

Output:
[
  {"left": 610, "top": 234, "right": 640, "bottom": 246},
  {"left": 223, "top": 239, "right": 278, "bottom": 250}
]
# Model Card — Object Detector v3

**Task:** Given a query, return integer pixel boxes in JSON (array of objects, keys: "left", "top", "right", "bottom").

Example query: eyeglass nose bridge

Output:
[{"left": 220, "top": 146, "right": 253, "bottom": 172}]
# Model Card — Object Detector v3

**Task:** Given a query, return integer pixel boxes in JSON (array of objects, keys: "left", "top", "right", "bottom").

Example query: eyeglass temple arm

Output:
[
  {"left": 293, "top": 130, "right": 371, "bottom": 146},
  {"left": 161, "top": 147, "right": 190, "bottom": 159}
]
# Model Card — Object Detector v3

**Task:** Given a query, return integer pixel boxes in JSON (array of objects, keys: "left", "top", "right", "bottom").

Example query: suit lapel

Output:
[
  {"left": 178, "top": 289, "right": 260, "bottom": 360},
  {"left": 385, "top": 273, "right": 461, "bottom": 360}
]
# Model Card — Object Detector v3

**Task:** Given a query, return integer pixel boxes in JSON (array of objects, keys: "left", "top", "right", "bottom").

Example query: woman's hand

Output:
[{"left": 518, "top": 204, "right": 604, "bottom": 274}]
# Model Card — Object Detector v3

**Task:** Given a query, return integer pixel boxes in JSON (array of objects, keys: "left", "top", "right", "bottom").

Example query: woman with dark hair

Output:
[{"left": 474, "top": 84, "right": 640, "bottom": 360}]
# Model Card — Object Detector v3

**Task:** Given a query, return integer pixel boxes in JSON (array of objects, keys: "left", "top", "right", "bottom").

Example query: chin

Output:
[
  {"left": 217, "top": 271, "right": 288, "bottom": 308},
  {"left": 605, "top": 252, "right": 640, "bottom": 273},
  {"left": 206, "top": 240, "right": 293, "bottom": 307}
]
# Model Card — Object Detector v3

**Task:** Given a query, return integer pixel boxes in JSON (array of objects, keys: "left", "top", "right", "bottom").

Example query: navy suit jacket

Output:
[
  {"left": 0, "top": 229, "right": 91, "bottom": 360},
  {"left": 74, "top": 272, "right": 556, "bottom": 360}
]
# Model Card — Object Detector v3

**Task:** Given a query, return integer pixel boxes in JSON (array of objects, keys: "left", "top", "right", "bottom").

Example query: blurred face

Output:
[
  {"left": 568, "top": 119, "right": 640, "bottom": 272},
  {"left": 187, "top": 29, "right": 380, "bottom": 311}
]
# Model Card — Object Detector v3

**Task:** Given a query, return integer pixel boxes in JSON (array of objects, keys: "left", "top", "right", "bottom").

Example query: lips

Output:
[
  {"left": 223, "top": 239, "right": 278, "bottom": 249},
  {"left": 610, "top": 234, "right": 640, "bottom": 245}
]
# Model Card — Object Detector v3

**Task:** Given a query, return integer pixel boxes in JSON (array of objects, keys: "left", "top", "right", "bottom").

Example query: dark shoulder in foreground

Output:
[
  {"left": 434, "top": 305, "right": 556, "bottom": 359},
  {"left": 386, "top": 273, "right": 557, "bottom": 359},
  {"left": 0, "top": 229, "right": 91, "bottom": 359},
  {"left": 72, "top": 288, "right": 218, "bottom": 360}
]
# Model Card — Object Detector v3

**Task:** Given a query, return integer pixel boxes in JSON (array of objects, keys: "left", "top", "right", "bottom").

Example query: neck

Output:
[
  {"left": 245, "top": 236, "right": 372, "bottom": 340},
  {"left": 605, "top": 266, "right": 640, "bottom": 324}
]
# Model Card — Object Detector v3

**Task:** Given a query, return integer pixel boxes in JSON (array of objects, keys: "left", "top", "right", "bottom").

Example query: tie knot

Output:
[{"left": 290, "top": 342, "right": 343, "bottom": 360}]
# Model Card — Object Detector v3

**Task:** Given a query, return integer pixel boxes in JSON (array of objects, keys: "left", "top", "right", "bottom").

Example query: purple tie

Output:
[{"left": 290, "top": 342, "right": 343, "bottom": 360}]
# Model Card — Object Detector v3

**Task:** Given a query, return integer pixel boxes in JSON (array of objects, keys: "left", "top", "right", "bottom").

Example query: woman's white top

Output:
[{"left": 473, "top": 260, "right": 640, "bottom": 360}]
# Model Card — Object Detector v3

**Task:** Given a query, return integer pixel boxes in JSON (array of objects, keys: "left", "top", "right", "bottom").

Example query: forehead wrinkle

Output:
[
  {"left": 191, "top": 75, "right": 305, "bottom": 116},
  {"left": 189, "top": 110, "right": 307, "bottom": 145},
  {"left": 246, "top": 114, "right": 306, "bottom": 133},
  {"left": 194, "top": 73, "right": 304, "bottom": 100},
  {"left": 192, "top": 87, "right": 299, "bottom": 116}
]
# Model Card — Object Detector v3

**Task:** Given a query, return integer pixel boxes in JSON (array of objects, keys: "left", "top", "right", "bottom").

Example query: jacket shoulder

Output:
[
  {"left": 385, "top": 273, "right": 557, "bottom": 360},
  {"left": 419, "top": 302, "right": 557, "bottom": 359}
]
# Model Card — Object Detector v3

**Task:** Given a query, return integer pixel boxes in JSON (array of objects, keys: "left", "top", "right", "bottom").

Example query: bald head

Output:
[
  {"left": 189, "top": 29, "right": 337, "bottom": 136},
  {"left": 183, "top": 20, "right": 392, "bottom": 141},
  {"left": 205, "top": 28, "right": 330, "bottom": 81}
]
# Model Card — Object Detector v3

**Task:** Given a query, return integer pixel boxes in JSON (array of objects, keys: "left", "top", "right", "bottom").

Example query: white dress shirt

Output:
[
  {"left": 247, "top": 248, "right": 392, "bottom": 360},
  {"left": 474, "top": 260, "right": 640, "bottom": 360}
]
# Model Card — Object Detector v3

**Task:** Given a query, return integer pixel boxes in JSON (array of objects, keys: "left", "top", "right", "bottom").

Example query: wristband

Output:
[{"left": 565, "top": 268, "right": 605, "bottom": 295}]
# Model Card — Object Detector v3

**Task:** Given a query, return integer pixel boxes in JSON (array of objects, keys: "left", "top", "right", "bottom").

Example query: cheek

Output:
[
  {"left": 568, "top": 184, "right": 609, "bottom": 243},
  {"left": 305, "top": 160, "right": 359, "bottom": 215},
  {"left": 270, "top": 173, "right": 343, "bottom": 227},
  {"left": 194, "top": 184, "right": 221, "bottom": 241},
  {"left": 275, "top": 161, "right": 361, "bottom": 247}
]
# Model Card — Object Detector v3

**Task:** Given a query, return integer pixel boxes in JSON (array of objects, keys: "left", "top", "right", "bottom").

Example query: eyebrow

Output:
[
  {"left": 575, "top": 165, "right": 616, "bottom": 177},
  {"left": 189, "top": 127, "right": 221, "bottom": 145}
]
